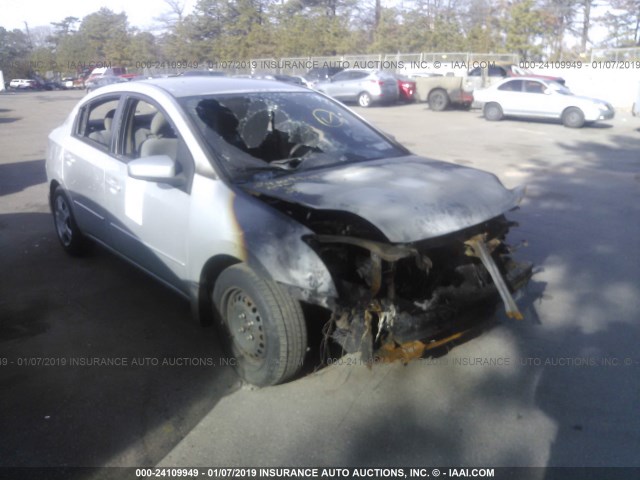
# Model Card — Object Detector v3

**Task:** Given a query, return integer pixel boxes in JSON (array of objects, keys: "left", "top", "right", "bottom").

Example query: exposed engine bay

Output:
[{"left": 254, "top": 194, "right": 532, "bottom": 363}]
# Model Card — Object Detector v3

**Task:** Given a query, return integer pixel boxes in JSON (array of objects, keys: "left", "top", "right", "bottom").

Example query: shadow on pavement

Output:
[
  {"left": 0, "top": 211, "right": 240, "bottom": 476},
  {"left": 0, "top": 159, "right": 46, "bottom": 196}
]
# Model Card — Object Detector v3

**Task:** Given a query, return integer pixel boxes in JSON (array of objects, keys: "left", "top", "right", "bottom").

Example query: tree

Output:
[
  {"left": 78, "top": 8, "right": 130, "bottom": 64},
  {"left": 505, "top": 0, "right": 545, "bottom": 59},
  {"left": 601, "top": 0, "right": 640, "bottom": 46},
  {"left": 126, "top": 30, "right": 160, "bottom": 64},
  {"left": 0, "top": 27, "right": 33, "bottom": 78}
]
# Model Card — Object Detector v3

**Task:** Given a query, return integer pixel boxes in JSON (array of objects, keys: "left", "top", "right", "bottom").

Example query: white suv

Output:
[{"left": 10, "top": 79, "right": 36, "bottom": 89}]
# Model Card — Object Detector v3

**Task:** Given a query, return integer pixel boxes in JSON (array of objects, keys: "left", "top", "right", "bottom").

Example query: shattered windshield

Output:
[{"left": 179, "top": 91, "right": 408, "bottom": 181}]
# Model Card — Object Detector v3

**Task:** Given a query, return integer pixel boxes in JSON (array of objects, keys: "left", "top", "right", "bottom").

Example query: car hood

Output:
[
  {"left": 572, "top": 94, "right": 610, "bottom": 106},
  {"left": 243, "top": 155, "right": 525, "bottom": 243}
]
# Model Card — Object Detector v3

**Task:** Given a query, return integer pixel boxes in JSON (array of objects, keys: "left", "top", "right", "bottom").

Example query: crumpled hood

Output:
[{"left": 244, "top": 155, "right": 525, "bottom": 243}]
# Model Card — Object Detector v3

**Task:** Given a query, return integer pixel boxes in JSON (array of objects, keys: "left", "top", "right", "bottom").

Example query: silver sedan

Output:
[
  {"left": 315, "top": 69, "right": 400, "bottom": 107},
  {"left": 46, "top": 77, "right": 531, "bottom": 386},
  {"left": 473, "top": 76, "right": 615, "bottom": 128}
]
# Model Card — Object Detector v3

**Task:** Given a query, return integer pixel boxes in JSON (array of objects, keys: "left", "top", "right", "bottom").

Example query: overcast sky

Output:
[{"left": 2, "top": 0, "right": 197, "bottom": 32}]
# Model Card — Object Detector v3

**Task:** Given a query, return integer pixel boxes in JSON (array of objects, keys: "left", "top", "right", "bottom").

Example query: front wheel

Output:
[
  {"left": 358, "top": 92, "right": 372, "bottom": 108},
  {"left": 562, "top": 107, "right": 585, "bottom": 128},
  {"left": 213, "top": 264, "right": 307, "bottom": 387},
  {"left": 52, "top": 186, "right": 88, "bottom": 256},
  {"left": 484, "top": 102, "right": 503, "bottom": 121}
]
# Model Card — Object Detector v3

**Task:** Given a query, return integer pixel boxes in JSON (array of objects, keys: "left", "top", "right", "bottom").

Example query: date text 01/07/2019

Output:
[{"left": 133, "top": 467, "right": 497, "bottom": 478}]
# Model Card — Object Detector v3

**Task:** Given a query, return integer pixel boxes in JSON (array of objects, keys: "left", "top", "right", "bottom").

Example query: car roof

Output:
[
  {"left": 88, "top": 76, "right": 308, "bottom": 99},
  {"left": 496, "top": 76, "right": 554, "bottom": 85}
]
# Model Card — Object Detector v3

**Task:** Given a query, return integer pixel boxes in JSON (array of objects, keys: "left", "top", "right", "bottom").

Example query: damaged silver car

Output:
[{"left": 46, "top": 77, "right": 532, "bottom": 386}]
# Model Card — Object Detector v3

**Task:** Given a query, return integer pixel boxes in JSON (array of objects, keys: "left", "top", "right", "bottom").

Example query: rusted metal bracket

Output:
[{"left": 465, "top": 235, "right": 524, "bottom": 320}]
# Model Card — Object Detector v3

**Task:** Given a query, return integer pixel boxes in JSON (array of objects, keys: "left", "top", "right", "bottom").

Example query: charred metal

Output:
[{"left": 249, "top": 192, "right": 532, "bottom": 360}]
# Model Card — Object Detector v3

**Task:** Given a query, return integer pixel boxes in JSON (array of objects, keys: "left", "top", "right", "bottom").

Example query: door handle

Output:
[{"left": 106, "top": 177, "right": 121, "bottom": 193}]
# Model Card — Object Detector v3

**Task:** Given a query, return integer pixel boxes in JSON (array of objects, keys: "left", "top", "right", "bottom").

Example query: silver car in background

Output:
[
  {"left": 315, "top": 69, "right": 400, "bottom": 107},
  {"left": 473, "top": 76, "right": 615, "bottom": 128}
]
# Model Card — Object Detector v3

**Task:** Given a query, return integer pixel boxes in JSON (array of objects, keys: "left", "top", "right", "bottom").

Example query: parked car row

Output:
[
  {"left": 309, "top": 65, "right": 614, "bottom": 129},
  {"left": 10, "top": 64, "right": 616, "bottom": 129},
  {"left": 7, "top": 78, "right": 72, "bottom": 91}
]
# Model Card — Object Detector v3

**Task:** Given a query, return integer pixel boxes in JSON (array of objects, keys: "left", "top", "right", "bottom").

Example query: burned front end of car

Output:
[
  {"left": 184, "top": 87, "right": 533, "bottom": 363},
  {"left": 300, "top": 212, "right": 532, "bottom": 361}
]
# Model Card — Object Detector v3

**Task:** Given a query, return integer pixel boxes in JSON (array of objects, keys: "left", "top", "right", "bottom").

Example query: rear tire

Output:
[
  {"left": 358, "top": 92, "right": 372, "bottom": 108},
  {"left": 484, "top": 102, "right": 503, "bottom": 121},
  {"left": 562, "top": 107, "right": 585, "bottom": 128},
  {"left": 213, "top": 264, "right": 307, "bottom": 387},
  {"left": 52, "top": 186, "right": 88, "bottom": 256},
  {"left": 428, "top": 89, "right": 450, "bottom": 111}
]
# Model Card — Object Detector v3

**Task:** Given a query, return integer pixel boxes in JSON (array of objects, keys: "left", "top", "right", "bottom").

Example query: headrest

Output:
[
  {"left": 150, "top": 112, "right": 173, "bottom": 137},
  {"left": 104, "top": 109, "right": 116, "bottom": 131}
]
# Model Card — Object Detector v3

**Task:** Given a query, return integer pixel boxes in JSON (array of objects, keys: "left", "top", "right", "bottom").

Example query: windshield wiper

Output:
[{"left": 269, "top": 157, "right": 304, "bottom": 170}]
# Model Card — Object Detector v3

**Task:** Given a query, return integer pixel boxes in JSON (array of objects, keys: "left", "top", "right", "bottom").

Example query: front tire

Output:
[
  {"left": 213, "top": 264, "right": 307, "bottom": 387},
  {"left": 562, "top": 107, "right": 585, "bottom": 128},
  {"left": 484, "top": 102, "right": 503, "bottom": 121},
  {"left": 52, "top": 186, "right": 88, "bottom": 256}
]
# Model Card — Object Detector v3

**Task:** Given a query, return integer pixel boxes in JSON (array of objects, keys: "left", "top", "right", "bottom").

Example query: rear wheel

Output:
[
  {"left": 213, "top": 264, "right": 307, "bottom": 387},
  {"left": 562, "top": 107, "right": 585, "bottom": 128},
  {"left": 484, "top": 102, "right": 503, "bottom": 121},
  {"left": 358, "top": 92, "right": 372, "bottom": 108},
  {"left": 428, "top": 89, "right": 450, "bottom": 111},
  {"left": 52, "top": 186, "right": 88, "bottom": 256}
]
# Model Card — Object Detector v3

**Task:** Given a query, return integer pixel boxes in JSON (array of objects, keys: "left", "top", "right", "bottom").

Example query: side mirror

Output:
[{"left": 128, "top": 155, "right": 183, "bottom": 185}]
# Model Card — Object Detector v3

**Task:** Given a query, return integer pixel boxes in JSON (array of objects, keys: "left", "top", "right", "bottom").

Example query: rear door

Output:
[
  {"left": 65, "top": 95, "right": 123, "bottom": 240},
  {"left": 324, "top": 71, "right": 354, "bottom": 100}
]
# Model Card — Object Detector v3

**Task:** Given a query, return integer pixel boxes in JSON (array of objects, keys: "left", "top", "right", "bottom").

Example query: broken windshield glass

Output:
[{"left": 179, "top": 91, "right": 408, "bottom": 180}]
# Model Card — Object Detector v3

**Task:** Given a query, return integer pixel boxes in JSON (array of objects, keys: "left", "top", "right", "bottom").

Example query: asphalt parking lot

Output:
[{"left": 1, "top": 90, "right": 640, "bottom": 476}]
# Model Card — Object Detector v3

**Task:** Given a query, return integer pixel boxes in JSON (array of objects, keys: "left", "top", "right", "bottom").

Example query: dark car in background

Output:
[
  {"left": 85, "top": 75, "right": 128, "bottom": 92},
  {"left": 304, "top": 66, "right": 344, "bottom": 87},
  {"left": 182, "top": 70, "right": 227, "bottom": 77}
]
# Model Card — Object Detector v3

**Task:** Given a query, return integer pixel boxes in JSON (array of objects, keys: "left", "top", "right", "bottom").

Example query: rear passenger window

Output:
[
  {"left": 498, "top": 80, "right": 523, "bottom": 92},
  {"left": 75, "top": 97, "right": 121, "bottom": 150}
]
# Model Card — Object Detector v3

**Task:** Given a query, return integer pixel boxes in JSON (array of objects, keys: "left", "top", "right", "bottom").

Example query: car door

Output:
[
  {"left": 494, "top": 79, "right": 524, "bottom": 115},
  {"left": 524, "top": 80, "right": 562, "bottom": 118},
  {"left": 103, "top": 95, "right": 194, "bottom": 290},
  {"left": 64, "top": 95, "right": 123, "bottom": 240},
  {"left": 520, "top": 80, "right": 557, "bottom": 117},
  {"left": 325, "top": 71, "right": 355, "bottom": 100}
]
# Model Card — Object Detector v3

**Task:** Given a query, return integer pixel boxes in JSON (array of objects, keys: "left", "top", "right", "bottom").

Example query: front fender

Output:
[{"left": 233, "top": 191, "right": 338, "bottom": 306}]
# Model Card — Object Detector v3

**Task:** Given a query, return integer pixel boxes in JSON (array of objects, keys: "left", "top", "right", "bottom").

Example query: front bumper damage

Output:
[{"left": 313, "top": 217, "right": 533, "bottom": 363}]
